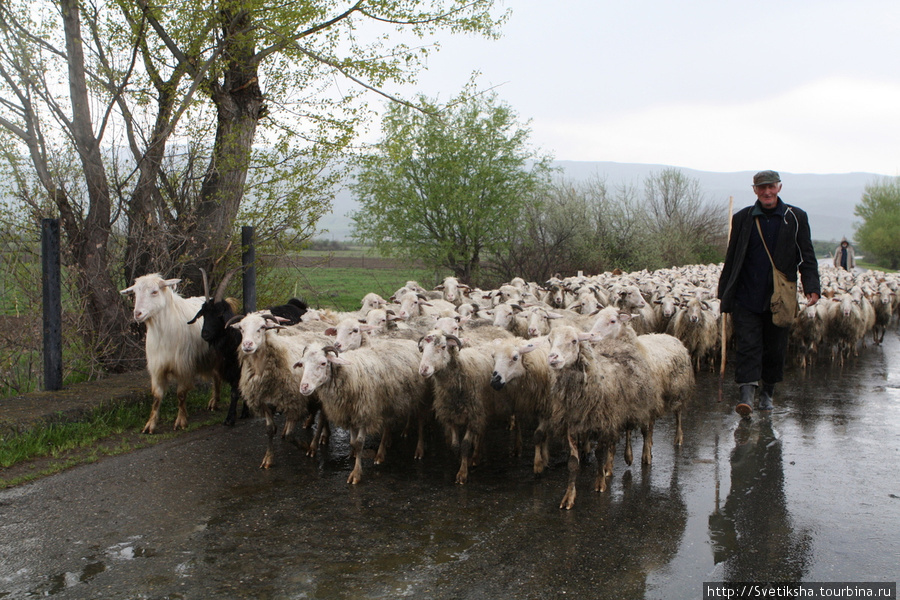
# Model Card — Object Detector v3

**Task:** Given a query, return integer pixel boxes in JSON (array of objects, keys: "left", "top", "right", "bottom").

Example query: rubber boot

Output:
[
  {"left": 735, "top": 384, "right": 755, "bottom": 418},
  {"left": 758, "top": 382, "right": 775, "bottom": 411}
]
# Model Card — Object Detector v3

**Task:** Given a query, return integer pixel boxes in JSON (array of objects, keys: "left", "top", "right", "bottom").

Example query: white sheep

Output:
[
  {"left": 546, "top": 325, "right": 661, "bottom": 509},
  {"left": 668, "top": 296, "right": 719, "bottom": 371},
  {"left": 417, "top": 330, "right": 512, "bottom": 484},
  {"left": 588, "top": 306, "right": 694, "bottom": 449},
  {"left": 489, "top": 336, "right": 554, "bottom": 473},
  {"left": 295, "top": 338, "right": 431, "bottom": 484},
  {"left": 120, "top": 273, "right": 221, "bottom": 434},
  {"left": 231, "top": 312, "right": 330, "bottom": 467}
]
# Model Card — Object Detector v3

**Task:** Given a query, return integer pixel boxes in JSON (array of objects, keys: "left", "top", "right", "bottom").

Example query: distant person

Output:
[
  {"left": 833, "top": 238, "right": 856, "bottom": 271},
  {"left": 717, "top": 170, "right": 821, "bottom": 417}
]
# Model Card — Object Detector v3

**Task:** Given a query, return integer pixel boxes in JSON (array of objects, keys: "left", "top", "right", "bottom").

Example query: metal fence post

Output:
[
  {"left": 242, "top": 226, "right": 256, "bottom": 314},
  {"left": 42, "top": 218, "right": 63, "bottom": 391}
]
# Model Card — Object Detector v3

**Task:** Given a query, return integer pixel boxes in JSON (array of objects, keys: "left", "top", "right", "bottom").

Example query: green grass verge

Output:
[
  {"left": 274, "top": 265, "right": 443, "bottom": 312},
  {"left": 0, "top": 388, "right": 224, "bottom": 488},
  {"left": 856, "top": 261, "right": 896, "bottom": 273}
]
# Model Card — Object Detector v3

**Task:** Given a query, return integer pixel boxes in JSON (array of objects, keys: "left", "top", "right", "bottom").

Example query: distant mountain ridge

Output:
[{"left": 319, "top": 160, "right": 884, "bottom": 242}]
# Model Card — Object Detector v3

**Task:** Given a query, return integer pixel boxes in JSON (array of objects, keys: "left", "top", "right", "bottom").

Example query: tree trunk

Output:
[
  {"left": 180, "top": 7, "right": 264, "bottom": 296},
  {"left": 60, "top": 0, "right": 139, "bottom": 370}
]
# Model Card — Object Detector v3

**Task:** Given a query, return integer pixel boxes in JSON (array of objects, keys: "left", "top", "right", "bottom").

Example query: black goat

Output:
[{"left": 188, "top": 269, "right": 308, "bottom": 425}]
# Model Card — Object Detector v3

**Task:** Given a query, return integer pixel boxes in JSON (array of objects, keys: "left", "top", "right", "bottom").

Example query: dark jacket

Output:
[{"left": 717, "top": 198, "right": 821, "bottom": 314}]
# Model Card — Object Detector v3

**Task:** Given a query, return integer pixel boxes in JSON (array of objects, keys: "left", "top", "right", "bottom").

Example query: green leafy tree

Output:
[
  {"left": 351, "top": 90, "right": 553, "bottom": 284},
  {"left": 854, "top": 177, "right": 900, "bottom": 269},
  {"left": 0, "top": 0, "right": 507, "bottom": 371}
]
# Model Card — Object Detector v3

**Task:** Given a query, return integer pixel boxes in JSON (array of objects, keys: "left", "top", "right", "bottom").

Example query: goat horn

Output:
[
  {"left": 200, "top": 268, "right": 211, "bottom": 302},
  {"left": 225, "top": 314, "right": 244, "bottom": 328},
  {"left": 322, "top": 345, "right": 340, "bottom": 356},
  {"left": 214, "top": 267, "right": 240, "bottom": 304}
]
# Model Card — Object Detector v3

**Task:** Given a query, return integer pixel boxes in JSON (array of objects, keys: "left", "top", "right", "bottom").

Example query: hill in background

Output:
[{"left": 318, "top": 161, "right": 884, "bottom": 242}]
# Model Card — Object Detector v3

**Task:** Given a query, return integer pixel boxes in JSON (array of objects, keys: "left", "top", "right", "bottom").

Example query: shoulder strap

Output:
[{"left": 755, "top": 218, "right": 776, "bottom": 268}]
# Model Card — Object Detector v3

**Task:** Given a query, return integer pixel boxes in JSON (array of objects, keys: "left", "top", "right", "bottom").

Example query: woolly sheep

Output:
[
  {"left": 295, "top": 338, "right": 431, "bottom": 483},
  {"left": 417, "top": 330, "right": 512, "bottom": 484},
  {"left": 546, "top": 325, "right": 661, "bottom": 509}
]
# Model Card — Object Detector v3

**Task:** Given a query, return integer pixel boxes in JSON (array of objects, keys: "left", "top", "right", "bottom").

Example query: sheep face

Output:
[
  {"left": 360, "top": 293, "right": 387, "bottom": 314},
  {"left": 328, "top": 318, "right": 365, "bottom": 352},
  {"left": 589, "top": 306, "right": 630, "bottom": 340},
  {"left": 657, "top": 295, "right": 679, "bottom": 319},
  {"left": 438, "top": 276, "right": 461, "bottom": 303},
  {"left": 295, "top": 345, "right": 347, "bottom": 396},
  {"left": 618, "top": 286, "right": 647, "bottom": 310},
  {"left": 397, "top": 291, "right": 428, "bottom": 320},
  {"left": 525, "top": 308, "right": 552, "bottom": 338},
  {"left": 231, "top": 313, "right": 272, "bottom": 354},
  {"left": 492, "top": 302, "right": 521, "bottom": 329},
  {"left": 417, "top": 331, "right": 459, "bottom": 378},
  {"left": 120, "top": 274, "right": 180, "bottom": 323},
  {"left": 489, "top": 341, "right": 538, "bottom": 390},
  {"left": 547, "top": 326, "right": 591, "bottom": 370},
  {"left": 433, "top": 317, "right": 460, "bottom": 337}
]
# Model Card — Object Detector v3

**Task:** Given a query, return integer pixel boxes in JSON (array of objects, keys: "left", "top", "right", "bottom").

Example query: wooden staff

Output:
[{"left": 718, "top": 196, "right": 734, "bottom": 393}]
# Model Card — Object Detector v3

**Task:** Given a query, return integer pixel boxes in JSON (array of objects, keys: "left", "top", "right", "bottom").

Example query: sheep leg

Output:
[
  {"left": 512, "top": 423, "right": 523, "bottom": 457},
  {"left": 674, "top": 409, "right": 683, "bottom": 446},
  {"left": 303, "top": 412, "right": 316, "bottom": 429},
  {"left": 348, "top": 427, "right": 360, "bottom": 459},
  {"left": 259, "top": 404, "right": 277, "bottom": 469},
  {"left": 400, "top": 414, "right": 412, "bottom": 438},
  {"left": 449, "top": 425, "right": 461, "bottom": 451},
  {"left": 533, "top": 420, "right": 548, "bottom": 475},
  {"left": 641, "top": 420, "right": 654, "bottom": 466},
  {"left": 456, "top": 430, "right": 475, "bottom": 485},
  {"left": 509, "top": 414, "right": 517, "bottom": 431},
  {"left": 560, "top": 433, "right": 580, "bottom": 510},
  {"left": 374, "top": 426, "right": 391, "bottom": 465},
  {"left": 348, "top": 426, "right": 365, "bottom": 484},
  {"left": 624, "top": 429, "right": 634, "bottom": 466},
  {"left": 281, "top": 418, "right": 296, "bottom": 439},
  {"left": 594, "top": 437, "right": 615, "bottom": 493},
  {"left": 471, "top": 432, "right": 483, "bottom": 467},
  {"left": 414, "top": 411, "right": 426, "bottom": 460},
  {"left": 307, "top": 411, "right": 329, "bottom": 457}
]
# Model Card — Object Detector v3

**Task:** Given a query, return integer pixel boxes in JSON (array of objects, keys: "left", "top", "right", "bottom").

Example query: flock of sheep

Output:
[{"left": 119, "top": 262, "right": 898, "bottom": 509}]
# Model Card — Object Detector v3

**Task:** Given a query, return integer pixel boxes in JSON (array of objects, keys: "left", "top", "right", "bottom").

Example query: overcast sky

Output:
[{"left": 385, "top": 0, "right": 900, "bottom": 176}]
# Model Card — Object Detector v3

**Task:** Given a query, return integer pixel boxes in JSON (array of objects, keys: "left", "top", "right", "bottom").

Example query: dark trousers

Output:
[{"left": 731, "top": 303, "right": 790, "bottom": 385}]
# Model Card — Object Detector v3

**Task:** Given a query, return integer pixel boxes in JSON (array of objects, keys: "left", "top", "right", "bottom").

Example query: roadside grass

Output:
[
  {"left": 856, "top": 261, "right": 896, "bottom": 273},
  {"left": 0, "top": 388, "right": 223, "bottom": 488},
  {"left": 272, "top": 265, "right": 443, "bottom": 312}
]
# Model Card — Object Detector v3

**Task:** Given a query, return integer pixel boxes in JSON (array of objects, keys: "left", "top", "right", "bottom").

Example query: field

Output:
[{"left": 271, "top": 253, "right": 442, "bottom": 312}]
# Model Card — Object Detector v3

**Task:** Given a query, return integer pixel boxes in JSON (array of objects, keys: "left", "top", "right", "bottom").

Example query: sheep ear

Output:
[
  {"left": 576, "top": 331, "right": 594, "bottom": 342},
  {"left": 546, "top": 311, "right": 564, "bottom": 320},
  {"left": 324, "top": 327, "right": 337, "bottom": 336},
  {"left": 618, "top": 313, "right": 633, "bottom": 323},
  {"left": 162, "top": 278, "right": 181, "bottom": 288},
  {"left": 327, "top": 354, "right": 351, "bottom": 366},
  {"left": 120, "top": 285, "right": 135, "bottom": 295},
  {"left": 519, "top": 342, "right": 539, "bottom": 355}
]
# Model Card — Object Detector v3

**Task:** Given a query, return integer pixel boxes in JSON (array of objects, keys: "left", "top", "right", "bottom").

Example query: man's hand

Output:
[{"left": 806, "top": 292, "right": 820, "bottom": 306}]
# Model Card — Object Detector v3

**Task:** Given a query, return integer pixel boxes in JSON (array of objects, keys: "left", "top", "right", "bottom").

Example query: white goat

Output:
[{"left": 120, "top": 273, "right": 221, "bottom": 434}]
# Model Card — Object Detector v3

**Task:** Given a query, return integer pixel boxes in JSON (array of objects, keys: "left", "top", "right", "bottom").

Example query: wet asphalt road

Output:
[{"left": 1, "top": 331, "right": 899, "bottom": 599}]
